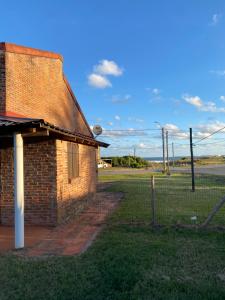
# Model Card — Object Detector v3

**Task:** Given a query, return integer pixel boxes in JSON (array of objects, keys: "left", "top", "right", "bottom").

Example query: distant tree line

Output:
[{"left": 102, "top": 156, "right": 149, "bottom": 168}]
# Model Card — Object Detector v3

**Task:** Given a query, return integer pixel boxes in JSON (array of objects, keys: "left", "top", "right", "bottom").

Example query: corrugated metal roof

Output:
[
  {"left": 0, "top": 116, "right": 42, "bottom": 126},
  {"left": 0, "top": 116, "right": 109, "bottom": 148}
]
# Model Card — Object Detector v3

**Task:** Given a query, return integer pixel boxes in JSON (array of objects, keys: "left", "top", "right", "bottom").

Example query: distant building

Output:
[{"left": 97, "top": 159, "right": 112, "bottom": 168}]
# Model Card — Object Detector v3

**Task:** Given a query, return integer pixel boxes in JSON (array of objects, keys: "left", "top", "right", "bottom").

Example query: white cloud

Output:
[
  {"left": 183, "top": 94, "right": 225, "bottom": 113},
  {"left": 147, "top": 87, "right": 162, "bottom": 103},
  {"left": 210, "top": 70, "right": 225, "bottom": 76},
  {"left": 157, "top": 121, "right": 225, "bottom": 141},
  {"left": 220, "top": 96, "right": 225, "bottom": 101},
  {"left": 94, "top": 59, "right": 123, "bottom": 76},
  {"left": 88, "top": 59, "right": 123, "bottom": 88},
  {"left": 194, "top": 121, "right": 225, "bottom": 138},
  {"left": 139, "top": 143, "right": 146, "bottom": 148},
  {"left": 164, "top": 123, "right": 180, "bottom": 131},
  {"left": 102, "top": 128, "right": 147, "bottom": 137},
  {"left": 131, "top": 142, "right": 162, "bottom": 151},
  {"left": 183, "top": 95, "right": 203, "bottom": 107},
  {"left": 152, "top": 88, "right": 160, "bottom": 95},
  {"left": 164, "top": 123, "right": 189, "bottom": 140},
  {"left": 88, "top": 73, "right": 112, "bottom": 88},
  {"left": 211, "top": 13, "right": 221, "bottom": 26},
  {"left": 111, "top": 94, "right": 131, "bottom": 104},
  {"left": 195, "top": 121, "right": 225, "bottom": 133},
  {"left": 146, "top": 87, "right": 161, "bottom": 95},
  {"left": 107, "top": 121, "right": 113, "bottom": 126},
  {"left": 114, "top": 115, "right": 121, "bottom": 121}
]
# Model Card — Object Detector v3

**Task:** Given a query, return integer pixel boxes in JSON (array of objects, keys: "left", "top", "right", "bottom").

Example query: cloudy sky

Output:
[{"left": 2, "top": 0, "right": 225, "bottom": 157}]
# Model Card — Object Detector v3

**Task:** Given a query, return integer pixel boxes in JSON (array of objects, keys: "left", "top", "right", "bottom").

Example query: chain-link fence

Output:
[
  {"left": 95, "top": 124, "right": 225, "bottom": 228},
  {"left": 152, "top": 173, "right": 225, "bottom": 228},
  {"left": 97, "top": 172, "right": 225, "bottom": 229}
]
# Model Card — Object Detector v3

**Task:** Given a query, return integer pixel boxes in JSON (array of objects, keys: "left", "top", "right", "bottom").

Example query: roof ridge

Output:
[{"left": 0, "top": 42, "right": 63, "bottom": 61}]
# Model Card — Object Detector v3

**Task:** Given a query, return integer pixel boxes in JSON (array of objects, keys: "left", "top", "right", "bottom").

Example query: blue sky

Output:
[{"left": 2, "top": 0, "right": 225, "bottom": 157}]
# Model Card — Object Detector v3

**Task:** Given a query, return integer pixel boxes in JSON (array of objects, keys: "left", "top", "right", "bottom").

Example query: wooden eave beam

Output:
[
  {"left": 0, "top": 128, "right": 49, "bottom": 138},
  {"left": 22, "top": 129, "right": 49, "bottom": 137},
  {"left": 39, "top": 124, "right": 98, "bottom": 147}
]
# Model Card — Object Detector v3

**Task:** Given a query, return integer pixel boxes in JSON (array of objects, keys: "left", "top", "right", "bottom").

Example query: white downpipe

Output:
[{"left": 13, "top": 133, "right": 24, "bottom": 249}]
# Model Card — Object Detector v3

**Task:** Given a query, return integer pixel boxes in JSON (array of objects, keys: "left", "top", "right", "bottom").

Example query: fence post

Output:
[
  {"left": 189, "top": 128, "right": 195, "bottom": 192},
  {"left": 201, "top": 195, "right": 225, "bottom": 228},
  {"left": 151, "top": 175, "right": 156, "bottom": 225}
]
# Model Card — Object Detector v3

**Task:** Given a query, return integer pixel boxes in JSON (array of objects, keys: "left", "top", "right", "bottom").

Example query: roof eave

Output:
[{"left": 0, "top": 119, "right": 110, "bottom": 148}]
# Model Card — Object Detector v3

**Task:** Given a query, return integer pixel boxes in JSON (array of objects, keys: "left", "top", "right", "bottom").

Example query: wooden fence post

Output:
[
  {"left": 151, "top": 176, "right": 156, "bottom": 225},
  {"left": 201, "top": 195, "right": 225, "bottom": 228}
]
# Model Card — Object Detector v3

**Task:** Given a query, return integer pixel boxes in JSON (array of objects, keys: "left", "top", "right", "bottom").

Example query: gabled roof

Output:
[
  {"left": 0, "top": 42, "right": 94, "bottom": 138},
  {"left": 0, "top": 116, "right": 109, "bottom": 148},
  {"left": 63, "top": 75, "right": 94, "bottom": 138}
]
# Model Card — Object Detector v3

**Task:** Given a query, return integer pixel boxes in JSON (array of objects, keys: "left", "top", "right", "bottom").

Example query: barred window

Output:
[{"left": 67, "top": 142, "right": 79, "bottom": 182}]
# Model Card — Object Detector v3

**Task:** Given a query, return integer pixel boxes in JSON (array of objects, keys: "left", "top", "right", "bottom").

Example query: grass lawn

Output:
[
  {"left": 101, "top": 172, "right": 225, "bottom": 226},
  {"left": 1, "top": 173, "right": 225, "bottom": 299}
]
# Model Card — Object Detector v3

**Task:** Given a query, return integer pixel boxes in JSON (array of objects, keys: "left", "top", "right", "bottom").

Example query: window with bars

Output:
[{"left": 67, "top": 142, "right": 79, "bottom": 182}]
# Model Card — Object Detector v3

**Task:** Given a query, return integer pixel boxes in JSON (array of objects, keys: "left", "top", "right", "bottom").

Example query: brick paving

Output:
[{"left": 0, "top": 188, "right": 122, "bottom": 256}]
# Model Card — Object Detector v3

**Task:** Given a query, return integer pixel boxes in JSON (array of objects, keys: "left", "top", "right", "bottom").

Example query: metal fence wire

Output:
[
  {"left": 97, "top": 171, "right": 225, "bottom": 229},
  {"left": 151, "top": 173, "right": 225, "bottom": 228},
  {"left": 96, "top": 124, "right": 225, "bottom": 229}
]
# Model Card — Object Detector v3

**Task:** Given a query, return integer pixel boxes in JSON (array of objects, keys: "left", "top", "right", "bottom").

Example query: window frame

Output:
[{"left": 67, "top": 142, "right": 79, "bottom": 182}]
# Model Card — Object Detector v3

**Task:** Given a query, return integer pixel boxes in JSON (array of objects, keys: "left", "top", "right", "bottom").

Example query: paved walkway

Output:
[
  {"left": 0, "top": 226, "right": 52, "bottom": 253},
  {"left": 0, "top": 186, "right": 123, "bottom": 256}
]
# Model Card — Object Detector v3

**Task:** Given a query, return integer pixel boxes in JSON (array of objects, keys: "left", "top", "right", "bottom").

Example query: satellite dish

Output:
[{"left": 93, "top": 125, "right": 102, "bottom": 136}]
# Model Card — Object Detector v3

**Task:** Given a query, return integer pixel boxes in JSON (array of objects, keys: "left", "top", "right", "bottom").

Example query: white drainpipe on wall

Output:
[{"left": 13, "top": 133, "right": 24, "bottom": 249}]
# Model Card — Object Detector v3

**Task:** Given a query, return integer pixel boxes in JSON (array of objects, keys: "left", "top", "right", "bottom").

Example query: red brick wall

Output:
[
  {"left": 0, "top": 140, "right": 57, "bottom": 226},
  {"left": 56, "top": 140, "right": 97, "bottom": 223},
  {"left": 0, "top": 138, "right": 98, "bottom": 226},
  {"left": 0, "top": 51, "right": 5, "bottom": 112},
  {"left": 1, "top": 47, "right": 91, "bottom": 137}
]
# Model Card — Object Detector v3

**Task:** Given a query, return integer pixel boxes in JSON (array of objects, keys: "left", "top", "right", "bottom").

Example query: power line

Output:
[
  {"left": 103, "top": 128, "right": 189, "bottom": 133},
  {"left": 194, "top": 126, "right": 225, "bottom": 144},
  {"left": 102, "top": 128, "right": 160, "bottom": 132},
  {"left": 195, "top": 139, "right": 225, "bottom": 146},
  {"left": 101, "top": 133, "right": 189, "bottom": 138},
  {"left": 101, "top": 135, "right": 149, "bottom": 138},
  {"left": 173, "top": 142, "right": 189, "bottom": 146},
  {"left": 198, "top": 137, "right": 225, "bottom": 140},
  {"left": 109, "top": 146, "right": 162, "bottom": 150},
  {"left": 169, "top": 134, "right": 188, "bottom": 138}
]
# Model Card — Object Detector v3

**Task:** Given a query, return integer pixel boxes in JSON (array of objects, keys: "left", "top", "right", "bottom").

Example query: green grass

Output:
[
  {"left": 155, "top": 174, "right": 225, "bottom": 226},
  {"left": 101, "top": 172, "right": 225, "bottom": 226},
  {"left": 1, "top": 227, "right": 225, "bottom": 299},
  {"left": 1, "top": 173, "right": 225, "bottom": 299}
]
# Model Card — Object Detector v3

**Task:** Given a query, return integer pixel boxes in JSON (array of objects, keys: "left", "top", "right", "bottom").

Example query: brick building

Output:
[{"left": 0, "top": 42, "right": 108, "bottom": 247}]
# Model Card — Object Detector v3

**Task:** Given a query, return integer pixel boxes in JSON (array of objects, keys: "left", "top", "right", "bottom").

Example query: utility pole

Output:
[
  {"left": 166, "top": 130, "right": 170, "bottom": 175},
  {"left": 133, "top": 147, "right": 136, "bottom": 158},
  {"left": 172, "top": 142, "right": 175, "bottom": 168},
  {"left": 189, "top": 128, "right": 195, "bottom": 192},
  {"left": 162, "top": 127, "right": 166, "bottom": 173}
]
